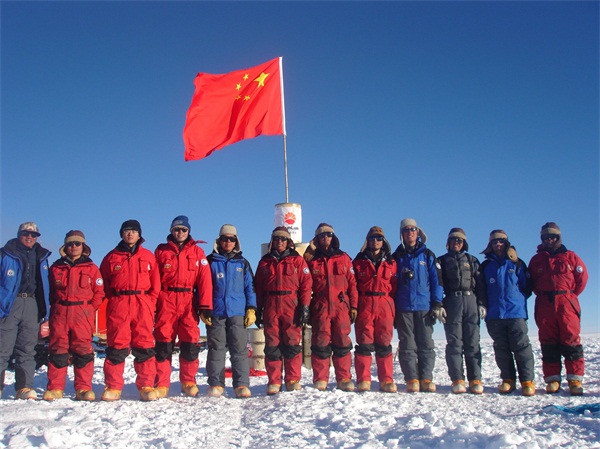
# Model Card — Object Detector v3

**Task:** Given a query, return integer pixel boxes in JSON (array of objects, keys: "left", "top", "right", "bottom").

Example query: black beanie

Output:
[{"left": 120, "top": 219, "right": 142, "bottom": 236}]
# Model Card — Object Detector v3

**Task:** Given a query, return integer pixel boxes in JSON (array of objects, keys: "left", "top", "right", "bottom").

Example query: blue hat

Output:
[{"left": 170, "top": 215, "right": 191, "bottom": 232}]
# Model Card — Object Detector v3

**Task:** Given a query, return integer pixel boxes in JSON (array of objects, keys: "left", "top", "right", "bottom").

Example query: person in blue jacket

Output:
[
  {"left": 204, "top": 224, "right": 257, "bottom": 399},
  {"left": 479, "top": 229, "right": 535, "bottom": 396},
  {"left": 392, "top": 218, "right": 444, "bottom": 393},
  {"left": 0, "top": 222, "right": 51, "bottom": 400}
]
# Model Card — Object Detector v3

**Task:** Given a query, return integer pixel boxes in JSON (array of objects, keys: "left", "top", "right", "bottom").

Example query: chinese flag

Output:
[{"left": 183, "top": 57, "right": 285, "bottom": 161}]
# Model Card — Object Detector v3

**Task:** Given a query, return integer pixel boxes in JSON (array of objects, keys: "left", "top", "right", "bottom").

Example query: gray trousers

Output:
[
  {"left": 443, "top": 295, "right": 482, "bottom": 382},
  {"left": 0, "top": 297, "right": 39, "bottom": 391},
  {"left": 206, "top": 316, "right": 249, "bottom": 388},
  {"left": 396, "top": 311, "right": 435, "bottom": 381},
  {"left": 486, "top": 318, "right": 535, "bottom": 382}
]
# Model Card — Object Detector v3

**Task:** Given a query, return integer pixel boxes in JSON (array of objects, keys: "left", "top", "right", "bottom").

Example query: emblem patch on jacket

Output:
[
  {"left": 7, "top": 269, "right": 14, "bottom": 276},
  {"left": 96, "top": 278, "right": 104, "bottom": 286},
  {"left": 217, "top": 272, "right": 224, "bottom": 279},
  {"left": 303, "top": 267, "right": 309, "bottom": 274},
  {"left": 201, "top": 259, "right": 208, "bottom": 265}
]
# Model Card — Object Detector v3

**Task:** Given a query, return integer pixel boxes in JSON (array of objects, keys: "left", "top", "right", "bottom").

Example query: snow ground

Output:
[{"left": 1, "top": 335, "right": 599, "bottom": 449}]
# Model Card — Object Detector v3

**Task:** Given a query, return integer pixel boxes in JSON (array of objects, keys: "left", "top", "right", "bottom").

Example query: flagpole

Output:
[
  {"left": 279, "top": 57, "right": 289, "bottom": 203},
  {"left": 283, "top": 134, "right": 289, "bottom": 203}
]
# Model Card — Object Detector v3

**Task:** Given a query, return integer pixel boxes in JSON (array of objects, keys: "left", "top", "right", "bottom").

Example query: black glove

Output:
[
  {"left": 429, "top": 304, "right": 446, "bottom": 324},
  {"left": 255, "top": 309, "right": 263, "bottom": 328},
  {"left": 199, "top": 309, "right": 213, "bottom": 326},
  {"left": 297, "top": 305, "right": 310, "bottom": 326}
]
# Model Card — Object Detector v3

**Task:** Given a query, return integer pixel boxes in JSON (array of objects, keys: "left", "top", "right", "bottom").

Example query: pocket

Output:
[
  {"left": 333, "top": 261, "right": 346, "bottom": 276},
  {"left": 79, "top": 273, "right": 91, "bottom": 289},
  {"left": 284, "top": 263, "right": 296, "bottom": 276},
  {"left": 187, "top": 256, "right": 198, "bottom": 271}
]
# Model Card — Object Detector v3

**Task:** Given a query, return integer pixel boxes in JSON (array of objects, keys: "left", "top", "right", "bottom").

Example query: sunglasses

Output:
[
  {"left": 65, "top": 241, "right": 83, "bottom": 248},
  {"left": 491, "top": 238, "right": 507, "bottom": 245},
  {"left": 20, "top": 231, "right": 39, "bottom": 238},
  {"left": 402, "top": 227, "right": 418, "bottom": 233},
  {"left": 172, "top": 227, "right": 189, "bottom": 233},
  {"left": 317, "top": 232, "right": 334, "bottom": 239},
  {"left": 449, "top": 238, "right": 464, "bottom": 244},
  {"left": 367, "top": 235, "right": 384, "bottom": 242},
  {"left": 272, "top": 236, "right": 287, "bottom": 242},
  {"left": 219, "top": 236, "right": 237, "bottom": 243},
  {"left": 541, "top": 234, "right": 559, "bottom": 241}
]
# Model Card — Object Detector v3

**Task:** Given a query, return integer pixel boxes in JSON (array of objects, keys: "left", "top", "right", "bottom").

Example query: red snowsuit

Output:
[
  {"left": 352, "top": 252, "right": 397, "bottom": 385},
  {"left": 306, "top": 249, "right": 358, "bottom": 383},
  {"left": 100, "top": 242, "right": 161, "bottom": 390},
  {"left": 154, "top": 237, "right": 212, "bottom": 389},
  {"left": 47, "top": 256, "right": 105, "bottom": 392},
  {"left": 529, "top": 245, "right": 588, "bottom": 381},
  {"left": 255, "top": 250, "right": 312, "bottom": 386}
]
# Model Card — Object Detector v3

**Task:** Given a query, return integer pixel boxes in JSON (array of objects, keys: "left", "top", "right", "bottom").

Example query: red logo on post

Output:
[{"left": 284, "top": 212, "right": 296, "bottom": 225}]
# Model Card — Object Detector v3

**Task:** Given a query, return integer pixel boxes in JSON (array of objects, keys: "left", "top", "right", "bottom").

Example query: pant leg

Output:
[
  {"left": 462, "top": 297, "right": 482, "bottom": 381},
  {"left": 206, "top": 317, "right": 227, "bottom": 387},
  {"left": 12, "top": 298, "right": 39, "bottom": 390},
  {"left": 311, "top": 309, "right": 333, "bottom": 383},
  {"left": 507, "top": 319, "right": 535, "bottom": 382},
  {"left": 486, "top": 320, "right": 517, "bottom": 381},
  {"left": 443, "top": 297, "right": 465, "bottom": 381},
  {"left": 414, "top": 311, "right": 436, "bottom": 380},
  {"left": 395, "top": 312, "right": 418, "bottom": 381},
  {"left": 557, "top": 295, "right": 584, "bottom": 380},
  {"left": 535, "top": 296, "right": 562, "bottom": 382},
  {"left": 227, "top": 316, "right": 249, "bottom": 388}
]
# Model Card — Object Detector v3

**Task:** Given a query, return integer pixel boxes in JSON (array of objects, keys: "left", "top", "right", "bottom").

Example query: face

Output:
[
  {"left": 171, "top": 227, "right": 189, "bottom": 243},
  {"left": 219, "top": 234, "right": 237, "bottom": 252},
  {"left": 367, "top": 235, "right": 384, "bottom": 251},
  {"left": 317, "top": 232, "right": 333, "bottom": 250},
  {"left": 18, "top": 231, "right": 39, "bottom": 249},
  {"left": 272, "top": 236, "right": 288, "bottom": 252},
  {"left": 491, "top": 238, "right": 506, "bottom": 257},
  {"left": 65, "top": 241, "right": 83, "bottom": 260},
  {"left": 541, "top": 234, "right": 559, "bottom": 250},
  {"left": 448, "top": 237, "right": 464, "bottom": 252},
  {"left": 122, "top": 229, "right": 141, "bottom": 247},
  {"left": 402, "top": 227, "right": 418, "bottom": 247}
]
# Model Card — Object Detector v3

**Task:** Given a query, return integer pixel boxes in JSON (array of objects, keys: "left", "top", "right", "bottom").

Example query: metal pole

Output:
[{"left": 283, "top": 134, "right": 289, "bottom": 203}]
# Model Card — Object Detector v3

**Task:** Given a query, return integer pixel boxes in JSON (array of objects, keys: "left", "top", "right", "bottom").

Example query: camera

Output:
[{"left": 402, "top": 268, "right": 415, "bottom": 284}]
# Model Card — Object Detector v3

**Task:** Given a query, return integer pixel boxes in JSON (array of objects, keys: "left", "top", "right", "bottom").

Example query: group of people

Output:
[{"left": 0, "top": 217, "right": 588, "bottom": 401}]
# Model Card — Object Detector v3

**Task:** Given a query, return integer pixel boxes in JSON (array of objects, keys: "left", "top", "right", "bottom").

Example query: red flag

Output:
[{"left": 183, "top": 57, "right": 285, "bottom": 161}]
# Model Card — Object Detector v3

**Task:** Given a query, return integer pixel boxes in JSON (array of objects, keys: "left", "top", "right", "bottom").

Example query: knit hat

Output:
[
  {"left": 120, "top": 219, "right": 142, "bottom": 236},
  {"left": 59, "top": 230, "right": 91, "bottom": 258},
  {"left": 215, "top": 224, "right": 241, "bottom": 252},
  {"left": 481, "top": 229, "right": 517, "bottom": 262},
  {"left": 170, "top": 215, "right": 191, "bottom": 232},
  {"left": 305, "top": 222, "right": 340, "bottom": 261},
  {"left": 268, "top": 226, "right": 295, "bottom": 252},
  {"left": 359, "top": 226, "right": 391, "bottom": 254},
  {"left": 400, "top": 218, "right": 428, "bottom": 244},
  {"left": 447, "top": 227, "right": 469, "bottom": 251},
  {"left": 18, "top": 222, "right": 40, "bottom": 237},
  {"left": 540, "top": 221, "right": 562, "bottom": 248}
]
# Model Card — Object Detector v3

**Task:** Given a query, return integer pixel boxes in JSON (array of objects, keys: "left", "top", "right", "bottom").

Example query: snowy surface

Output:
[{"left": 1, "top": 335, "right": 599, "bottom": 449}]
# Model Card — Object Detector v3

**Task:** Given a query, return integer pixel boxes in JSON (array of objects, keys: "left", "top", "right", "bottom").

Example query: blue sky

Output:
[{"left": 1, "top": 1, "right": 598, "bottom": 337}]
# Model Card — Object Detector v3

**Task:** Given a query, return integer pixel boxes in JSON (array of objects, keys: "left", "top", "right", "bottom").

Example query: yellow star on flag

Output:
[{"left": 254, "top": 72, "right": 269, "bottom": 87}]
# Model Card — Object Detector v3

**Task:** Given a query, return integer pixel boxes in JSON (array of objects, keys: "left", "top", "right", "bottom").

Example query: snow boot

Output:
[
  {"left": 42, "top": 389, "right": 64, "bottom": 401},
  {"left": 75, "top": 390, "right": 95, "bottom": 401},
  {"left": 267, "top": 384, "right": 281, "bottom": 395},
  {"left": 181, "top": 383, "right": 198, "bottom": 397},
  {"left": 451, "top": 380, "right": 467, "bottom": 394},
  {"left": 379, "top": 381, "right": 397, "bottom": 393},
  {"left": 420, "top": 379, "right": 436, "bottom": 393},
  {"left": 313, "top": 380, "right": 328, "bottom": 391},
  {"left": 357, "top": 381, "right": 371, "bottom": 392},
  {"left": 234, "top": 386, "right": 251, "bottom": 398},
  {"left": 498, "top": 379, "right": 516, "bottom": 394},
  {"left": 568, "top": 380, "right": 583, "bottom": 396},
  {"left": 337, "top": 379, "right": 355, "bottom": 392},
  {"left": 545, "top": 381, "right": 561, "bottom": 394},
  {"left": 15, "top": 388, "right": 37, "bottom": 400},
  {"left": 101, "top": 388, "right": 121, "bottom": 401},
  {"left": 521, "top": 381, "right": 536, "bottom": 397},
  {"left": 139, "top": 387, "right": 158, "bottom": 401},
  {"left": 206, "top": 386, "right": 224, "bottom": 398},
  {"left": 406, "top": 379, "right": 420, "bottom": 393},
  {"left": 285, "top": 381, "right": 301, "bottom": 392},
  {"left": 155, "top": 386, "right": 169, "bottom": 399},
  {"left": 469, "top": 380, "right": 484, "bottom": 394}
]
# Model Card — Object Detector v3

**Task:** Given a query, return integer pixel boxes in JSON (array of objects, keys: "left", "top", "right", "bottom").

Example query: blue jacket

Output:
[
  {"left": 207, "top": 251, "right": 257, "bottom": 318},
  {"left": 480, "top": 253, "right": 531, "bottom": 320},
  {"left": 0, "top": 239, "right": 51, "bottom": 321},
  {"left": 392, "top": 243, "right": 443, "bottom": 312}
]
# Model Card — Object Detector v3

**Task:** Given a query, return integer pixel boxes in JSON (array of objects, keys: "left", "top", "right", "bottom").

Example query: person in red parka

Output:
[
  {"left": 529, "top": 222, "right": 588, "bottom": 396},
  {"left": 255, "top": 226, "right": 312, "bottom": 395},
  {"left": 153, "top": 216, "right": 212, "bottom": 398},
  {"left": 352, "top": 226, "right": 398, "bottom": 393},
  {"left": 99, "top": 220, "right": 161, "bottom": 402},
  {"left": 43, "top": 230, "right": 105, "bottom": 401},
  {"left": 304, "top": 223, "right": 358, "bottom": 392}
]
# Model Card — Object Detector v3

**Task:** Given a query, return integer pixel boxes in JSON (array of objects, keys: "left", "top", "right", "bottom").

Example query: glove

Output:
[
  {"left": 429, "top": 305, "right": 446, "bottom": 324},
  {"left": 350, "top": 308, "right": 358, "bottom": 324},
  {"left": 199, "top": 309, "right": 213, "bottom": 327},
  {"left": 255, "top": 309, "right": 263, "bottom": 328},
  {"left": 478, "top": 305, "right": 487, "bottom": 320},
  {"left": 297, "top": 305, "right": 310, "bottom": 326},
  {"left": 244, "top": 308, "right": 256, "bottom": 328}
]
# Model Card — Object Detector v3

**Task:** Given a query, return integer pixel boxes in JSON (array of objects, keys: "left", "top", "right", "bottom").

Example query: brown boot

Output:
[
  {"left": 498, "top": 379, "right": 516, "bottom": 394},
  {"left": 139, "top": 387, "right": 158, "bottom": 401},
  {"left": 75, "top": 390, "right": 95, "bottom": 401},
  {"left": 42, "top": 389, "right": 64, "bottom": 401},
  {"left": 568, "top": 380, "right": 583, "bottom": 396},
  {"left": 181, "top": 383, "right": 198, "bottom": 397},
  {"left": 101, "top": 388, "right": 121, "bottom": 402},
  {"left": 521, "top": 381, "right": 536, "bottom": 397}
]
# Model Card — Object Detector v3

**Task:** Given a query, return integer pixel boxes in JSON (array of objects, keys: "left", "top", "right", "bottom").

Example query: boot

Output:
[
  {"left": 181, "top": 383, "right": 199, "bottom": 397},
  {"left": 234, "top": 386, "right": 251, "bottom": 398},
  {"left": 267, "top": 384, "right": 281, "bottom": 395},
  {"left": 75, "top": 390, "right": 95, "bottom": 401},
  {"left": 101, "top": 388, "right": 121, "bottom": 401},
  {"left": 313, "top": 380, "right": 328, "bottom": 391},
  {"left": 420, "top": 379, "right": 436, "bottom": 393},
  {"left": 285, "top": 381, "right": 301, "bottom": 392},
  {"left": 545, "top": 381, "right": 561, "bottom": 394},
  {"left": 357, "top": 381, "right": 371, "bottom": 392},
  {"left": 568, "top": 380, "right": 583, "bottom": 396},
  {"left": 15, "top": 388, "right": 38, "bottom": 400},
  {"left": 498, "top": 379, "right": 516, "bottom": 394},
  {"left": 406, "top": 379, "right": 420, "bottom": 393},
  {"left": 206, "top": 386, "right": 224, "bottom": 398},
  {"left": 139, "top": 386, "right": 158, "bottom": 401},
  {"left": 451, "top": 380, "right": 467, "bottom": 394},
  {"left": 521, "top": 381, "right": 536, "bottom": 397},
  {"left": 42, "top": 389, "right": 64, "bottom": 401},
  {"left": 155, "top": 386, "right": 169, "bottom": 399},
  {"left": 336, "top": 379, "right": 355, "bottom": 392},
  {"left": 379, "top": 381, "right": 397, "bottom": 393},
  {"left": 469, "top": 380, "right": 484, "bottom": 395}
]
